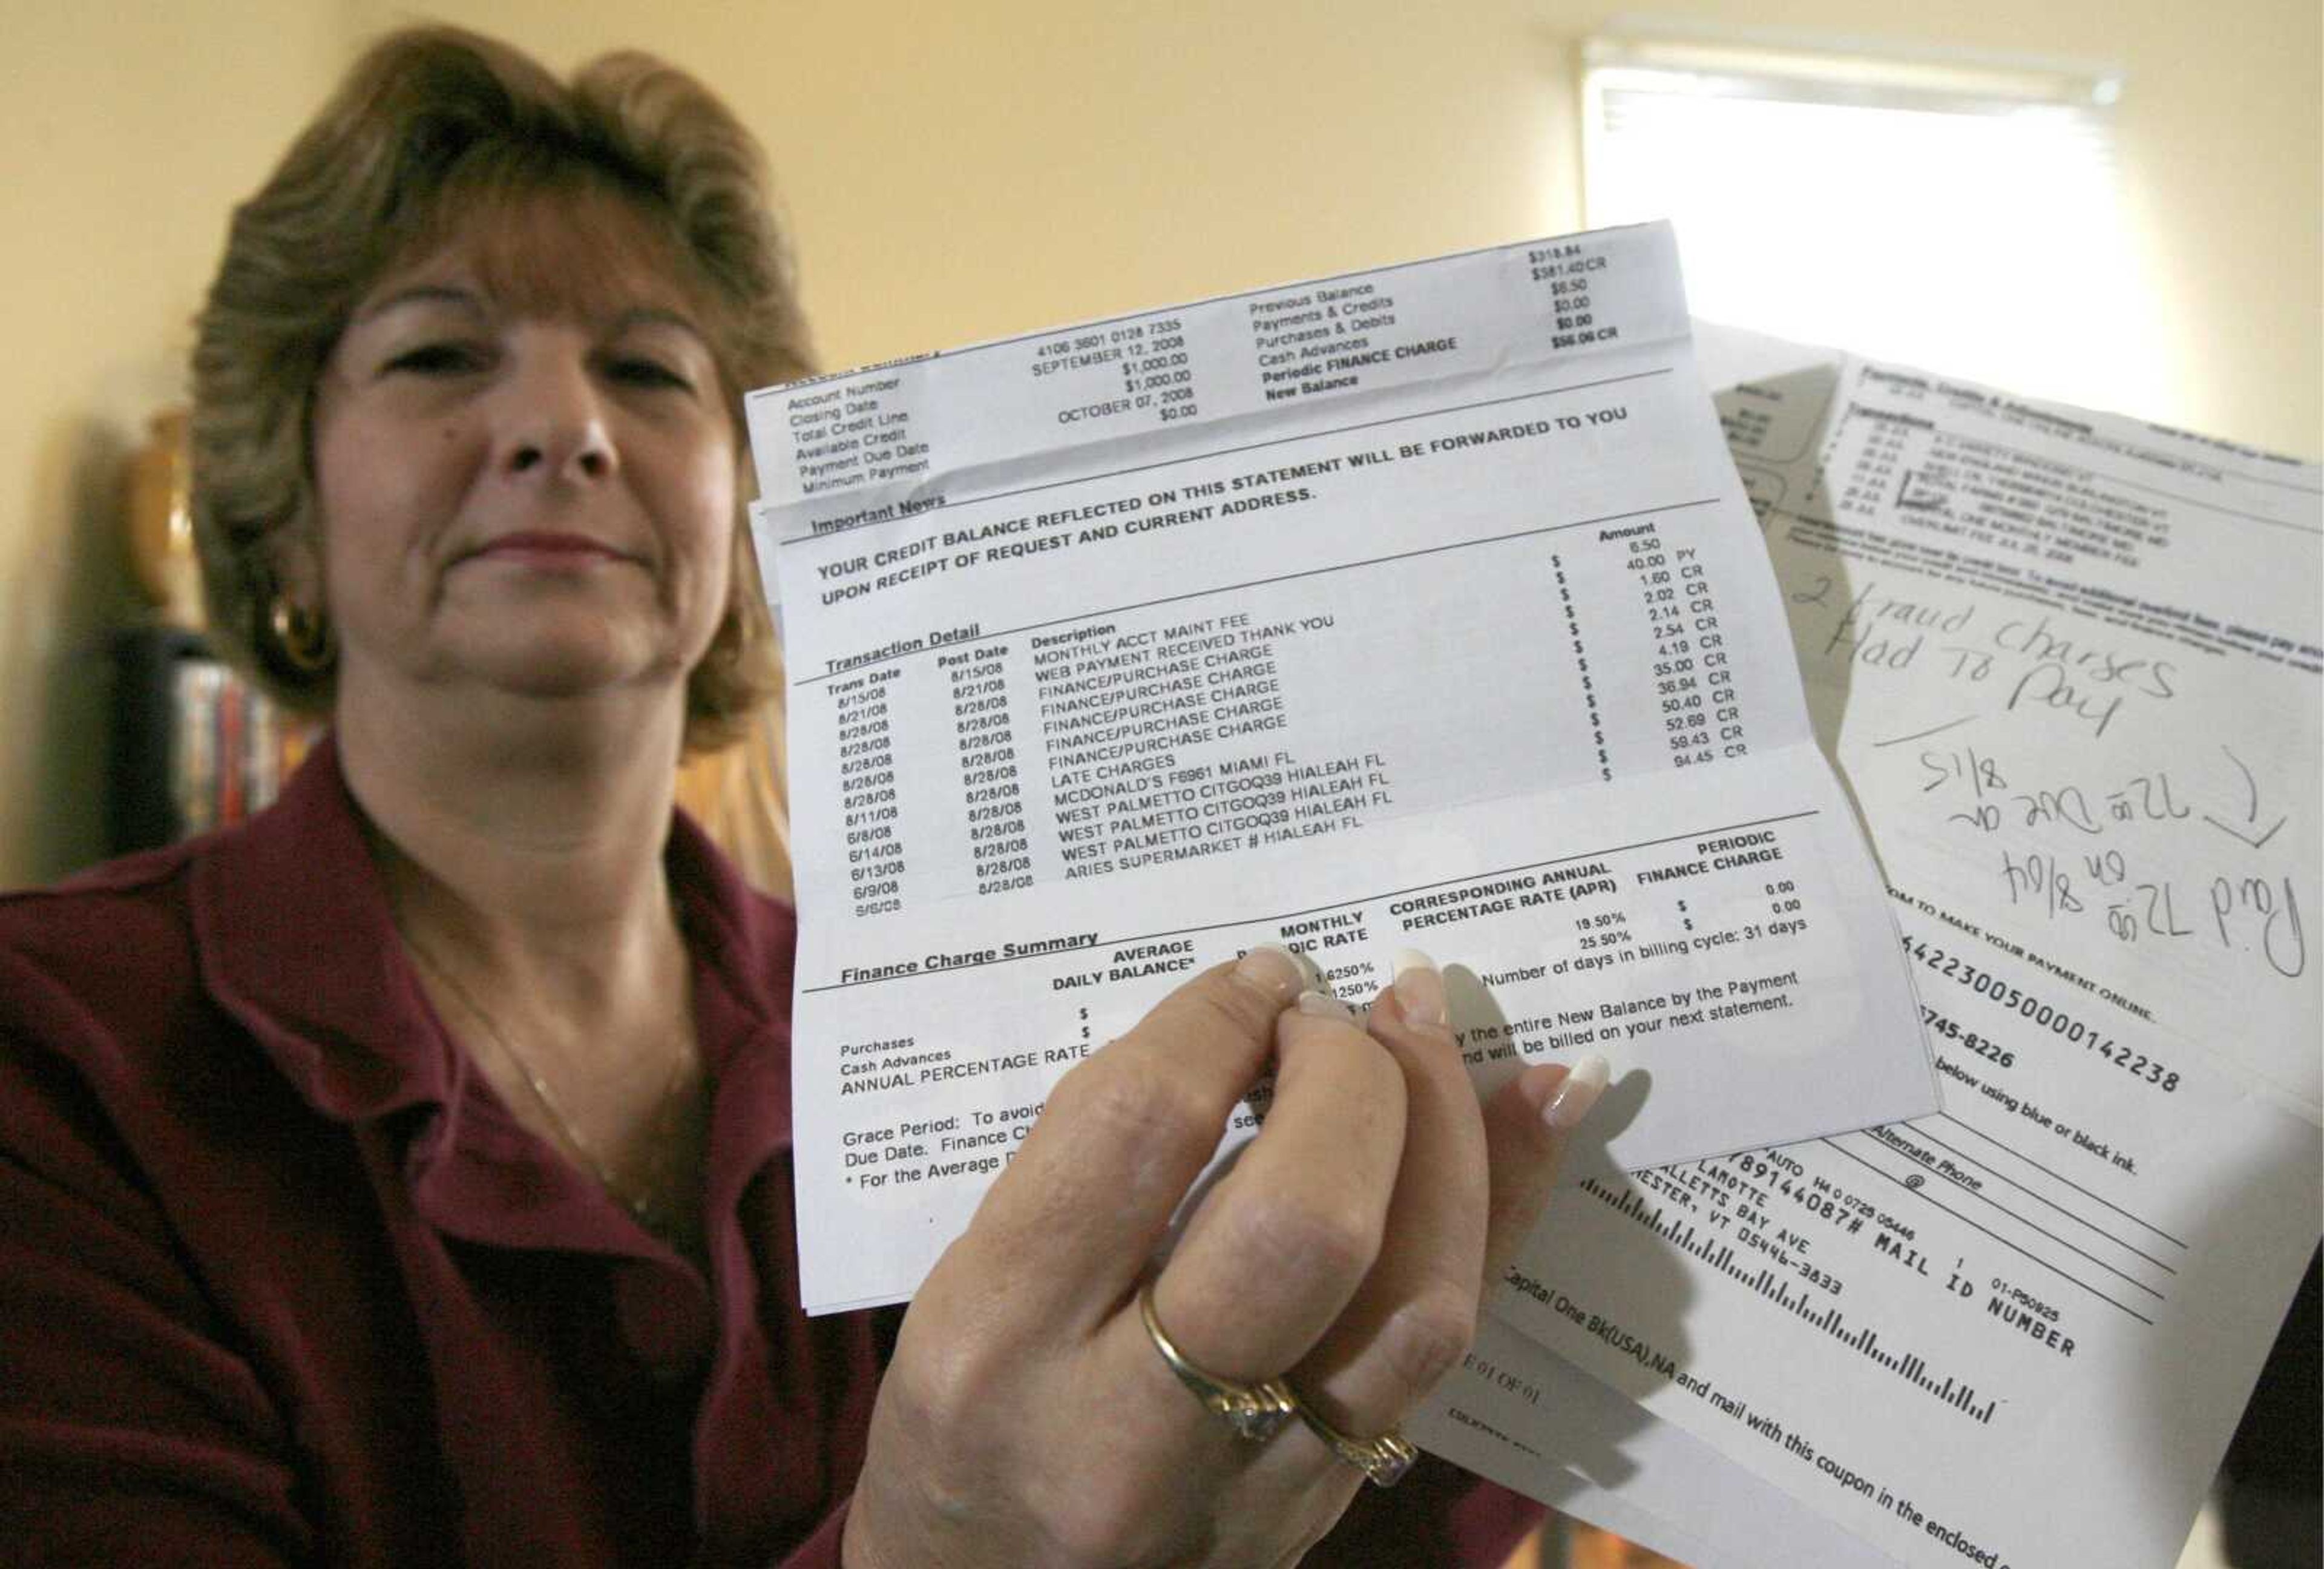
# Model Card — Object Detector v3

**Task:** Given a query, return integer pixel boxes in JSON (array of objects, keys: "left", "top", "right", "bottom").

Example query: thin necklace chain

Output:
[{"left": 401, "top": 932, "right": 700, "bottom": 1239}]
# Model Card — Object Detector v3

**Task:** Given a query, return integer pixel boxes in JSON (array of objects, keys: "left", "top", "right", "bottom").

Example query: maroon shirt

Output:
[{"left": 0, "top": 740, "right": 1537, "bottom": 1565}]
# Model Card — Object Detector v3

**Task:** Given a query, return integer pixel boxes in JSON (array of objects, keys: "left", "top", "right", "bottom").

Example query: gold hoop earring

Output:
[{"left": 269, "top": 595, "right": 335, "bottom": 674}]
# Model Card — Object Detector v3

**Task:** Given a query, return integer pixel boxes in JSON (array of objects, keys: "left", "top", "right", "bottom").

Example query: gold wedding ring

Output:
[
  {"left": 1288, "top": 1394, "right": 1420, "bottom": 1488},
  {"left": 1138, "top": 1280, "right": 1298, "bottom": 1443}
]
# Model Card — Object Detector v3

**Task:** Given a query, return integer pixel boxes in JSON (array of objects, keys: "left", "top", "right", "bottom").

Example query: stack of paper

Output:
[
  {"left": 1413, "top": 321, "right": 2322, "bottom": 1569},
  {"left": 743, "top": 226, "right": 2322, "bottom": 1567}
]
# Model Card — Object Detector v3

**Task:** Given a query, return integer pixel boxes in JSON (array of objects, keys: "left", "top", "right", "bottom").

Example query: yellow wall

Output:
[
  {"left": 405, "top": 0, "right": 2320, "bottom": 451},
  {"left": 0, "top": 2, "right": 340, "bottom": 886},
  {"left": 3, "top": 0, "right": 2316, "bottom": 886}
]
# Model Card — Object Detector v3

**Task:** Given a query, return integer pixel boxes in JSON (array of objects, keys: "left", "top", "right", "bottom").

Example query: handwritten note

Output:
[{"left": 1424, "top": 324, "right": 2320, "bottom": 1569}]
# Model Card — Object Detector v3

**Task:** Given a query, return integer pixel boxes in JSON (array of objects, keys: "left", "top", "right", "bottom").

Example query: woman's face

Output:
[{"left": 307, "top": 188, "right": 738, "bottom": 729}]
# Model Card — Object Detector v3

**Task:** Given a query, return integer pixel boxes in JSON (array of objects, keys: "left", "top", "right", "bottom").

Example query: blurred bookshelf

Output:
[{"left": 108, "top": 625, "right": 318, "bottom": 854}]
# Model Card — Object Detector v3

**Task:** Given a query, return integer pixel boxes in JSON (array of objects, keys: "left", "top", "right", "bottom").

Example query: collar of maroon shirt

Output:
[
  {"left": 168, "top": 736, "right": 849, "bottom": 1559},
  {"left": 187, "top": 733, "right": 799, "bottom": 1260}
]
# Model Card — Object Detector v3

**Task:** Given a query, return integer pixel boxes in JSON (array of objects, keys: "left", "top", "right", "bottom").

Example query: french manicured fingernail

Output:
[
  {"left": 1235, "top": 943, "right": 1306, "bottom": 1001},
  {"left": 1390, "top": 948, "right": 1448, "bottom": 1031},
  {"left": 1543, "top": 1053, "right": 1610, "bottom": 1131},
  {"left": 1296, "top": 990, "right": 1355, "bottom": 1021}
]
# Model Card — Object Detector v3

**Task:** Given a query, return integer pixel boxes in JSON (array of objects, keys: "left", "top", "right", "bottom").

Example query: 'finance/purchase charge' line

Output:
[{"left": 1578, "top": 1177, "right": 2002, "bottom": 1425}]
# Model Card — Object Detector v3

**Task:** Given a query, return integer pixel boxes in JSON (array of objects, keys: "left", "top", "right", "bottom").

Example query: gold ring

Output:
[
  {"left": 1287, "top": 1390, "right": 1420, "bottom": 1488},
  {"left": 1138, "top": 1280, "right": 1298, "bottom": 1443}
]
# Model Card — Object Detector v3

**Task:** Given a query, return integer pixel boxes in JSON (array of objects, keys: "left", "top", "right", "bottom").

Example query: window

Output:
[{"left": 1582, "top": 27, "right": 2161, "bottom": 413}]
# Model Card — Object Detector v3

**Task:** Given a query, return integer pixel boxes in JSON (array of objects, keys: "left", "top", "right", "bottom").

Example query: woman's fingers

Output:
[
  {"left": 935, "top": 946, "right": 1307, "bottom": 1330},
  {"left": 1479, "top": 1049, "right": 1608, "bottom": 1287},
  {"left": 1279, "top": 952, "right": 1491, "bottom": 1436},
  {"left": 861, "top": 944, "right": 1618, "bottom": 1569},
  {"left": 922, "top": 937, "right": 1609, "bottom": 1464},
  {"left": 1151, "top": 993, "right": 1408, "bottom": 1382},
  {"left": 1279, "top": 954, "right": 1614, "bottom": 1447}
]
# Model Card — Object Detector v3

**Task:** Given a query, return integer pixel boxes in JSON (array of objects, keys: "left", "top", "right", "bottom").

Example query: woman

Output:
[{"left": 0, "top": 27, "right": 1607, "bottom": 1566}]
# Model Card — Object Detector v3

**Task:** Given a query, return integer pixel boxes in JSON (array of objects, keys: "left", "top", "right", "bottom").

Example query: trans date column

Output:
[{"left": 830, "top": 665, "right": 907, "bottom": 916}]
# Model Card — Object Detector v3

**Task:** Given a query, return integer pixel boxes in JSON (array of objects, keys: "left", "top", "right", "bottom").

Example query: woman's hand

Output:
[{"left": 842, "top": 946, "right": 1607, "bottom": 1568}]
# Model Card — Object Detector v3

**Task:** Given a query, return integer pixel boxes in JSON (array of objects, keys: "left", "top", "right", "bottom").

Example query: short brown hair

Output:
[{"left": 190, "top": 25, "right": 809, "bottom": 751}]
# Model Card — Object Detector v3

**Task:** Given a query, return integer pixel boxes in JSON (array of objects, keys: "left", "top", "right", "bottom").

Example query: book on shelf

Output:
[
  {"left": 110, "top": 626, "right": 319, "bottom": 852},
  {"left": 166, "top": 656, "right": 317, "bottom": 838}
]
